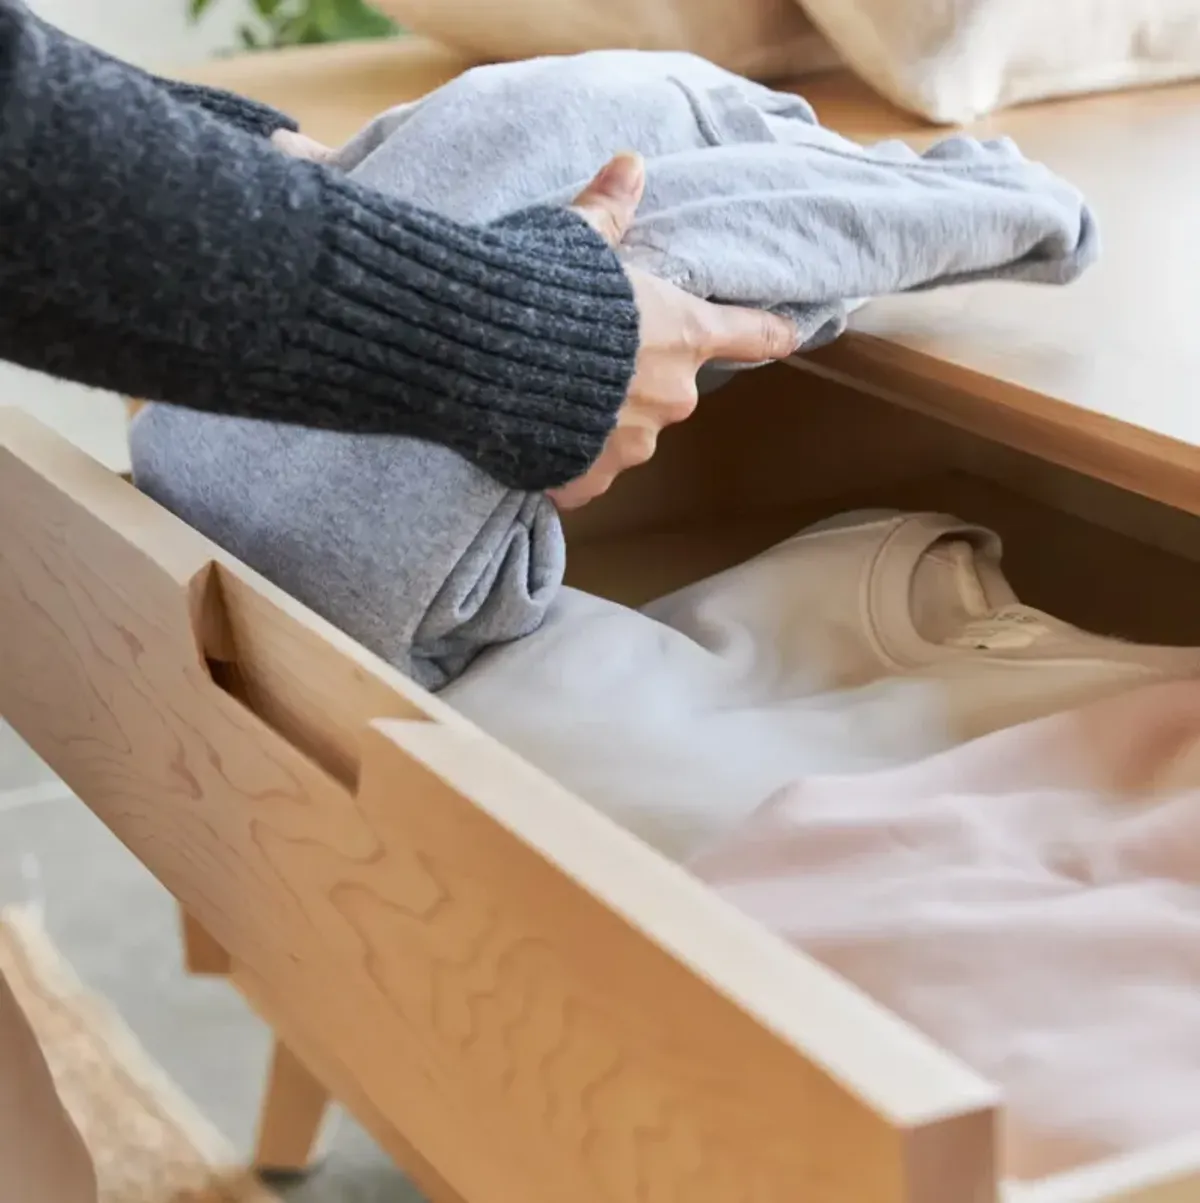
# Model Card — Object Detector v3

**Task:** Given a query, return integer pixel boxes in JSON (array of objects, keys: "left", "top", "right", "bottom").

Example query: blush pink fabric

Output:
[{"left": 692, "top": 678, "right": 1200, "bottom": 1180}]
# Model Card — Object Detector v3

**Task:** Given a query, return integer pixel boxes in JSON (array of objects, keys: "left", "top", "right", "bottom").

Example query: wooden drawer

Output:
[{"left": 5, "top": 357, "right": 1200, "bottom": 1203}]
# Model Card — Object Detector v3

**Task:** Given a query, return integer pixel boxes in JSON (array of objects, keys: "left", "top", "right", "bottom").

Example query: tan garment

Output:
[
  {"left": 0, "top": 964, "right": 96, "bottom": 1203},
  {"left": 449, "top": 510, "right": 1200, "bottom": 860},
  {"left": 369, "top": 0, "right": 838, "bottom": 82},
  {"left": 693, "top": 679, "right": 1200, "bottom": 1180},
  {"left": 800, "top": 0, "right": 1200, "bottom": 123}
]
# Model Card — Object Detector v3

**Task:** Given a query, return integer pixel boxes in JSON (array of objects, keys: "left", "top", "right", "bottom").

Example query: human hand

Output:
[
  {"left": 548, "top": 152, "right": 797, "bottom": 510},
  {"left": 271, "top": 128, "right": 336, "bottom": 164}
]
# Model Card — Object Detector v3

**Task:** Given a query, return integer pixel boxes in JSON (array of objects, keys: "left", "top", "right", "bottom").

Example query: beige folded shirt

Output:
[{"left": 449, "top": 510, "right": 1200, "bottom": 861}]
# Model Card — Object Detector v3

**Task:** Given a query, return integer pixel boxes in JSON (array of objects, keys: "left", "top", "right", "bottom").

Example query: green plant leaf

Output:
[
  {"left": 310, "top": 0, "right": 396, "bottom": 42},
  {"left": 272, "top": 9, "right": 314, "bottom": 44},
  {"left": 194, "top": 0, "right": 400, "bottom": 51}
]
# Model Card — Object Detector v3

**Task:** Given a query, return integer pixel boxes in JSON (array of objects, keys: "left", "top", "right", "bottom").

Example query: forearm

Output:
[{"left": 0, "top": 1, "right": 639, "bottom": 489}]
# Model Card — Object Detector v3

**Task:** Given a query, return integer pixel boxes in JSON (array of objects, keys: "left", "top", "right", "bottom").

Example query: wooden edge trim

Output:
[
  {"left": 1010, "top": 1139, "right": 1200, "bottom": 1203},
  {"left": 792, "top": 339, "right": 1200, "bottom": 519}
]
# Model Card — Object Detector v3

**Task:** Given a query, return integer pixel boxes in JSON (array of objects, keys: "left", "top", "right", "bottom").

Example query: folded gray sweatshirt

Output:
[
  {"left": 335, "top": 51, "right": 1097, "bottom": 347},
  {"left": 132, "top": 50, "right": 1098, "bottom": 690}
]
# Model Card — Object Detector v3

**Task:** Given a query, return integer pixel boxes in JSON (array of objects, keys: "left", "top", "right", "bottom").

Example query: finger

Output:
[
  {"left": 546, "top": 434, "right": 628, "bottom": 510},
  {"left": 548, "top": 471, "right": 614, "bottom": 510},
  {"left": 547, "top": 409, "right": 664, "bottom": 509},
  {"left": 569, "top": 152, "right": 646, "bottom": 247},
  {"left": 612, "top": 420, "right": 659, "bottom": 468},
  {"left": 652, "top": 377, "right": 699, "bottom": 426},
  {"left": 271, "top": 129, "right": 336, "bottom": 164},
  {"left": 694, "top": 301, "right": 798, "bottom": 365}
]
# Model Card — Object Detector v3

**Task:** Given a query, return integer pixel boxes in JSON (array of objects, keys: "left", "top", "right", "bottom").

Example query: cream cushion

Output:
[
  {"left": 799, "top": 0, "right": 1200, "bottom": 122},
  {"left": 369, "top": 0, "right": 839, "bottom": 81}
]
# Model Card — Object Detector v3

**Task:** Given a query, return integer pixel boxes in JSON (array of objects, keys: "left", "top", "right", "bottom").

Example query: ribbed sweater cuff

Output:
[{"left": 255, "top": 174, "right": 641, "bottom": 490}]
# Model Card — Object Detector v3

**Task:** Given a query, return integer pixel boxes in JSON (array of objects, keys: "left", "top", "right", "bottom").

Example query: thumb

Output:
[
  {"left": 696, "top": 300, "right": 799, "bottom": 365},
  {"left": 570, "top": 152, "right": 645, "bottom": 247}
]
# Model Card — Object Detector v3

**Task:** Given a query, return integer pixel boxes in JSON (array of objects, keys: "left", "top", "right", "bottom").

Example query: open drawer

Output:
[{"left": 5, "top": 360, "right": 1200, "bottom": 1203}]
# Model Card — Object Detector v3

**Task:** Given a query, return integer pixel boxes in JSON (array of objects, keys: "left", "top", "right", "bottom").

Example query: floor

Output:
[{"left": 0, "top": 722, "right": 425, "bottom": 1201}]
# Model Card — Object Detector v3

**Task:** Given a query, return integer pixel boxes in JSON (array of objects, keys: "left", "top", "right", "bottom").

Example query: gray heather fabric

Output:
[
  {"left": 130, "top": 408, "right": 562, "bottom": 689},
  {"left": 334, "top": 50, "right": 1098, "bottom": 353},
  {"left": 132, "top": 49, "right": 1098, "bottom": 691}
]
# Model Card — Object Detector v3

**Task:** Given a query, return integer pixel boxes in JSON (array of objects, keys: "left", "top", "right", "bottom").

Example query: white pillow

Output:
[
  {"left": 371, "top": 0, "right": 839, "bottom": 81},
  {"left": 798, "top": 0, "right": 1200, "bottom": 122}
]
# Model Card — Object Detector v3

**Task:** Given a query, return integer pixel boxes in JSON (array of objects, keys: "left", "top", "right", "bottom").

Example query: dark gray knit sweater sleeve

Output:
[
  {"left": 27, "top": 10, "right": 302, "bottom": 138},
  {"left": 153, "top": 79, "right": 298, "bottom": 138},
  {"left": 0, "top": 1, "right": 640, "bottom": 490}
]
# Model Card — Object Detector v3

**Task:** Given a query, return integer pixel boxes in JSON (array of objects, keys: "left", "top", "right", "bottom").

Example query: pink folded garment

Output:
[{"left": 691, "top": 678, "right": 1200, "bottom": 1180}]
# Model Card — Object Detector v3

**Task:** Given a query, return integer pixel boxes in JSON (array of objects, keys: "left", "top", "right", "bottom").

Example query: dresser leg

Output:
[
  {"left": 178, "top": 909, "right": 231, "bottom": 976},
  {"left": 253, "top": 1037, "right": 333, "bottom": 1178},
  {"left": 175, "top": 907, "right": 330, "bottom": 1177}
]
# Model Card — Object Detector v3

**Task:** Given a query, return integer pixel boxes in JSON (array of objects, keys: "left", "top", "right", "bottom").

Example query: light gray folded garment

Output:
[
  {"left": 335, "top": 50, "right": 1098, "bottom": 350},
  {"left": 131, "top": 411, "right": 561, "bottom": 689},
  {"left": 132, "top": 50, "right": 1098, "bottom": 690}
]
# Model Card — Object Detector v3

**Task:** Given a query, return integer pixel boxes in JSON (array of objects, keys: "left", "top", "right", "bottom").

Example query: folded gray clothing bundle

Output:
[
  {"left": 132, "top": 50, "right": 1098, "bottom": 689},
  {"left": 132, "top": 411, "right": 562, "bottom": 688},
  {"left": 335, "top": 50, "right": 1097, "bottom": 349}
]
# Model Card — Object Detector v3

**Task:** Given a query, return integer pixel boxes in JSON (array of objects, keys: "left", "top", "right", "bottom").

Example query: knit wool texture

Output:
[{"left": 0, "top": 0, "right": 640, "bottom": 489}]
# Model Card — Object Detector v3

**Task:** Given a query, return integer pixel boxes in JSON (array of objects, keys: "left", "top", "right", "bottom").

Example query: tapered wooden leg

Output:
[
  {"left": 178, "top": 909, "right": 231, "bottom": 976},
  {"left": 253, "top": 1038, "right": 333, "bottom": 1178},
  {"left": 175, "top": 908, "right": 329, "bottom": 1175}
]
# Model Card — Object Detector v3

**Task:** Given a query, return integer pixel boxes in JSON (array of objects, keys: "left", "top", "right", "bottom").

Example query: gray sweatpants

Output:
[
  {"left": 132, "top": 50, "right": 1097, "bottom": 689},
  {"left": 131, "top": 409, "right": 561, "bottom": 689}
]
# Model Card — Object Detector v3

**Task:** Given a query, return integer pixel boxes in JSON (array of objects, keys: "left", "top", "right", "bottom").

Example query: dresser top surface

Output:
[{"left": 793, "top": 72, "right": 1200, "bottom": 507}]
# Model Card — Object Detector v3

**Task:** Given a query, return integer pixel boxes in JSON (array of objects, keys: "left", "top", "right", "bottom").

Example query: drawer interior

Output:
[
  {"left": 556, "top": 364, "right": 1200, "bottom": 1193},
  {"left": 0, "top": 402, "right": 1007, "bottom": 1203},
  {"left": 562, "top": 364, "right": 1200, "bottom": 649}
]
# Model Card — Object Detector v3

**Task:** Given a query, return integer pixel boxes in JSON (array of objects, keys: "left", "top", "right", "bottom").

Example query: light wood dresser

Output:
[{"left": 2, "top": 37, "right": 1199, "bottom": 1203}]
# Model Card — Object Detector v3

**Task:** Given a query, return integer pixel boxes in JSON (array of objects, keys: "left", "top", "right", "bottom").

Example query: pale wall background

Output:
[{"left": 4, "top": 0, "right": 250, "bottom": 471}]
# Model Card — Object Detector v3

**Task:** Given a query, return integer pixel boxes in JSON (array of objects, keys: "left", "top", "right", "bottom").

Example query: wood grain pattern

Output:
[
  {"left": 0, "top": 408, "right": 999, "bottom": 1203},
  {"left": 233, "top": 959, "right": 464, "bottom": 1203},
  {"left": 352, "top": 717, "right": 1000, "bottom": 1203}
]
